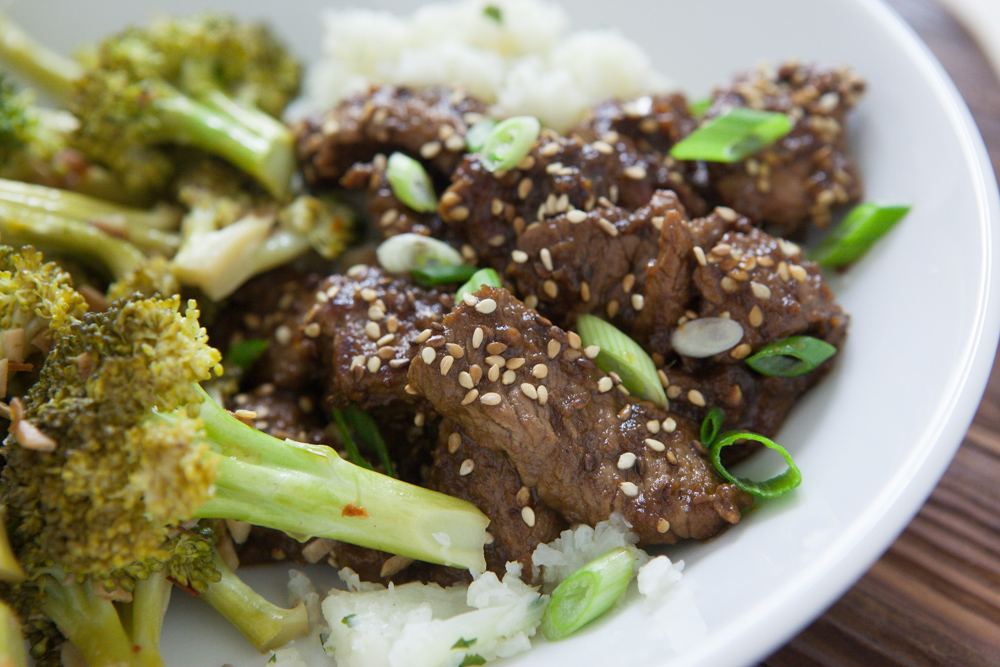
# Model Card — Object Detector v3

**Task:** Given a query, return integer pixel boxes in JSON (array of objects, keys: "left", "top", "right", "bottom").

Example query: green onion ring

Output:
[
  {"left": 541, "top": 547, "right": 634, "bottom": 641},
  {"left": 809, "top": 202, "right": 911, "bottom": 267},
  {"left": 575, "top": 314, "right": 667, "bottom": 406},
  {"left": 700, "top": 407, "right": 725, "bottom": 447},
  {"left": 669, "top": 107, "right": 793, "bottom": 163},
  {"left": 480, "top": 116, "right": 541, "bottom": 172},
  {"left": 456, "top": 267, "right": 502, "bottom": 301},
  {"left": 745, "top": 335, "right": 837, "bottom": 377},
  {"left": 386, "top": 152, "right": 437, "bottom": 213},
  {"left": 464, "top": 119, "right": 497, "bottom": 152},
  {"left": 709, "top": 431, "right": 801, "bottom": 498}
]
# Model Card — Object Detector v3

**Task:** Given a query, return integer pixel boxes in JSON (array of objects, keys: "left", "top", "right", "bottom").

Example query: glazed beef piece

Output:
[
  {"left": 704, "top": 61, "right": 866, "bottom": 234},
  {"left": 309, "top": 264, "right": 455, "bottom": 412},
  {"left": 438, "top": 131, "right": 659, "bottom": 268},
  {"left": 340, "top": 155, "right": 449, "bottom": 240},
  {"left": 407, "top": 286, "right": 753, "bottom": 544},
  {"left": 427, "top": 421, "right": 567, "bottom": 575},
  {"left": 571, "top": 94, "right": 711, "bottom": 217},
  {"left": 295, "top": 85, "right": 489, "bottom": 187}
]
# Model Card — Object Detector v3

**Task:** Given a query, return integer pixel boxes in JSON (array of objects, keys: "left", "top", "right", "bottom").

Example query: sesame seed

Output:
[
  {"left": 789, "top": 264, "right": 809, "bottom": 282},
  {"left": 666, "top": 385, "right": 682, "bottom": 399},
  {"left": 511, "top": 249, "right": 529, "bottom": 263},
  {"left": 580, "top": 282, "right": 591, "bottom": 302},
  {"left": 420, "top": 140, "right": 442, "bottom": 158},
  {"left": 486, "top": 342, "right": 508, "bottom": 355},
  {"left": 303, "top": 322, "right": 321, "bottom": 338},
  {"left": 566, "top": 332, "right": 582, "bottom": 349},
  {"left": 524, "top": 294, "right": 539, "bottom": 309},
  {"left": 488, "top": 364, "right": 500, "bottom": 382},
  {"left": 349, "top": 355, "right": 365, "bottom": 371},
  {"left": 541, "top": 142, "right": 560, "bottom": 157},
  {"left": 517, "top": 178, "right": 533, "bottom": 199},
  {"left": 592, "top": 140, "right": 614, "bottom": 154},
  {"left": 502, "top": 369, "right": 516, "bottom": 385},
  {"left": 387, "top": 356, "right": 408, "bottom": 366},
  {"left": 421, "top": 347, "right": 436, "bottom": 364},
  {"left": 532, "top": 363, "right": 548, "bottom": 379},
  {"left": 537, "top": 385, "right": 549, "bottom": 404},
  {"left": 666, "top": 450, "right": 678, "bottom": 465},
  {"left": 487, "top": 233, "right": 506, "bottom": 247},
  {"left": 359, "top": 287, "right": 378, "bottom": 302},
  {"left": 476, "top": 298, "right": 497, "bottom": 314},
  {"left": 566, "top": 209, "right": 587, "bottom": 223},
  {"left": 598, "top": 217, "right": 619, "bottom": 237},
  {"left": 459, "top": 459, "right": 475, "bottom": 476},
  {"left": 446, "top": 343, "right": 465, "bottom": 358},
  {"left": 547, "top": 340, "right": 561, "bottom": 359},
  {"left": 620, "top": 481, "right": 639, "bottom": 497},
  {"left": 368, "top": 305, "right": 385, "bottom": 321},
  {"left": 440, "top": 355, "right": 455, "bottom": 375},
  {"left": 693, "top": 246, "right": 708, "bottom": 266},
  {"left": 485, "top": 355, "right": 506, "bottom": 367},
  {"left": 461, "top": 389, "right": 480, "bottom": 405},
  {"left": 315, "top": 290, "right": 330, "bottom": 303},
  {"left": 449, "top": 206, "right": 470, "bottom": 222},
  {"left": 506, "top": 357, "right": 526, "bottom": 370},
  {"left": 624, "top": 165, "right": 647, "bottom": 180},
  {"left": 622, "top": 274, "right": 636, "bottom": 293},
  {"left": 663, "top": 417, "right": 677, "bottom": 432},
  {"left": 540, "top": 248, "right": 554, "bottom": 272},
  {"left": 646, "top": 420, "right": 661, "bottom": 434},
  {"left": 631, "top": 294, "right": 645, "bottom": 311},
  {"left": 651, "top": 215, "right": 665, "bottom": 230},
  {"left": 598, "top": 377, "right": 614, "bottom": 393},
  {"left": 543, "top": 280, "right": 558, "bottom": 298},
  {"left": 415, "top": 329, "right": 432, "bottom": 344},
  {"left": 480, "top": 392, "right": 502, "bottom": 406},
  {"left": 463, "top": 293, "right": 480, "bottom": 307},
  {"left": 520, "top": 383, "right": 538, "bottom": 400},
  {"left": 347, "top": 264, "right": 367, "bottom": 278},
  {"left": 413, "top": 411, "right": 425, "bottom": 427},
  {"left": 448, "top": 432, "right": 462, "bottom": 453},
  {"left": 459, "top": 371, "right": 474, "bottom": 389},
  {"left": 749, "top": 305, "right": 764, "bottom": 328},
  {"left": 404, "top": 383, "right": 417, "bottom": 395},
  {"left": 521, "top": 506, "right": 536, "bottom": 527},
  {"left": 364, "top": 322, "right": 380, "bottom": 340},
  {"left": 584, "top": 345, "right": 600, "bottom": 359},
  {"left": 469, "top": 364, "right": 483, "bottom": 384},
  {"left": 606, "top": 300, "right": 620, "bottom": 318},
  {"left": 657, "top": 519, "right": 671, "bottom": 534},
  {"left": 730, "top": 343, "right": 752, "bottom": 359},
  {"left": 472, "top": 327, "right": 484, "bottom": 349},
  {"left": 778, "top": 239, "right": 801, "bottom": 257},
  {"left": 645, "top": 437, "right": 666, "bottom": 452},
  {"left": 750, "top": 281, "right": 772, "bottom": 300},
  {"left": 617, "top": 452, "right": 637, "bottom": 469},
  {"left": 657, "top": 369, "right": 669, "bottom": 387},
  {"left": 515, "top": 486, "right": 531, "bottom": 506},
  {"left": 720, "top": 276, "right": 738, "bottom": 292},
  {"left": 274, "top": 325, "right": 292, "bottom": 345},
  {"left": 367, "top": 357, "right": 382, "bottom": 373},
  {"left": 688, "top": 389, "right": 707, "bottom": 407}
]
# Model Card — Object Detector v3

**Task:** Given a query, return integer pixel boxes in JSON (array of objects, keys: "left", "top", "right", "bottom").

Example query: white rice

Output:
[{"left": 286, "top": 0, "right": 671, "bottom": 131}]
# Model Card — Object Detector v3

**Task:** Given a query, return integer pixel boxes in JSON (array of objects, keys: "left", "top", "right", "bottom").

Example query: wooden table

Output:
[{"left": 764, "top": 0, "right": 1000, "bottom": 665}]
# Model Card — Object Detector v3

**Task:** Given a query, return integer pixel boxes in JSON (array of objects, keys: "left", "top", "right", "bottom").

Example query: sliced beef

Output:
[
  {"left": 295, "top": 85, "right": 489, "bottom": 187},
  {"left": 407, "top": 286, "right": 752, "bottom": 544},
  {"left": 339, "top": 156, "right": 448, "bottom": 240},
  {"left": 704, "top": 62, "right": 866, "bottom": 234},
  {"left": 310, "top": 265, "right": 455, "bottom": 413},
  {"left": 439, "top": 131, "right": 658, "bottom": 268},
  {"left": 427, "top": 420, "right": 567, "bottom": 575}
]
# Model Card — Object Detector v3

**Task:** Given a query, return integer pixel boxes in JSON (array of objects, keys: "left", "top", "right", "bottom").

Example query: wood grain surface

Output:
[{"left": 763, "top": 0, "right": 1000, "bottom": 665}]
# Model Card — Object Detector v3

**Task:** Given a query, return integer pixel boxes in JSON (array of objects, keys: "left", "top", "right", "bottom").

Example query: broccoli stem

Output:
[
  {"left": 38, "top": 574, "right": 138, "bottom": 667},
  {"left": 197, "top": 549, "right": 307, "bottom": 653},
  {"left": 189, "top": 386, "right": 490, "bottom": 571},
  {"left": 0, "top": 178, "right": 181, "bottom": 254},
  {"left": 119, "top": 570, "right": 171, "bottom": 667},
  {"left": 0, "top": 600, "right": 27, "bottom": 667},
  {"left": 148, "top": 83, "right": 294, "bottom": 199},
  {"left": 0, "top": 209, "right": 145, "bottom": 281},
  {"left": 0, "top": 11, "right": 80, "bottom": 104}
]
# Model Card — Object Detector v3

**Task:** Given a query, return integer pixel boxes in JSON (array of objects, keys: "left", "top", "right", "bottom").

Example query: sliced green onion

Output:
[
  {"left": 575, "top": 314, "right": 667, "bottom": 406},
  {"left": 541, "top": 547, "right": 634, "bottom": 641},
  {"left": 330, "top": 408, "right": 374, "bottom": 472},
  {"left": 411, "top": 263, "right": 479, "bottom": 287},
  {"left": 669, "top": 108, "right": 793, "bottom": 163},
  {"left": 709, "top": 431, "right": 801, "bottom": 498},
  {"left": 483, "top": 4, "right": 503, "bottom": 22},
  {"left": 376, "top": 233, "right": 464, "bottom": 274},
  {"left": 464, "top": 119, "right": 497, "bottom": 153},
  {"left": 809, "top": 202, "right": 911, "bottom": 267},
  {"left": 386, "top": 152, "right": 437, "bottom": 213},
  {"left": 342, "top": 406, "right": 396, "bottom": 479},
  {"left": 480, "top": 116, "right": 541, "bottom": 172},
  {"left": 456, "top": 267, "right": 502, "bottom": 301},
  {"left": 687, "top": 97, "right": 712, "bottom": 117},
  {"left": 223, "top": 338, "right": 270, "bottom": 371},
  {"left": 746, "top": 335, "right": 836, "bottom": 377},
  {"left": 701, "top": 407, "right": 725, "bottom": 448}
]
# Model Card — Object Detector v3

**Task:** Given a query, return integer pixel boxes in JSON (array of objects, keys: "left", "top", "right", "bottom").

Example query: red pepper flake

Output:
[{"left": 342, "top": 504, "right": 368, "bottom": 518}]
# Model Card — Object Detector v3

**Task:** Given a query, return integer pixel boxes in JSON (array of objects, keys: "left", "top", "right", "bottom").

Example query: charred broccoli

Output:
[{"left": 0, "top": 11, "right": 301, "bottom": 200}]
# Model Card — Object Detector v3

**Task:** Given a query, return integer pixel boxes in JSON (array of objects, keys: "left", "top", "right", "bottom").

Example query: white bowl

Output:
[{"left": 7, "top": 0, "right": 999, "bottom": 666}]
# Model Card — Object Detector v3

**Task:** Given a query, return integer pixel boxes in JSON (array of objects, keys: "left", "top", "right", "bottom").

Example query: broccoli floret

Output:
[
  {"left": 0, "top": 275, "right": 489, "bottom": 659},
  {"left": 0, "top": 11, "right": 300, "bottom": 199}
]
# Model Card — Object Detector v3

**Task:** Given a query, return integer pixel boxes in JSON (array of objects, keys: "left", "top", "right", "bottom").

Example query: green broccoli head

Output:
[{"left": 4, "top": 294, "right": 222, "bottom": 579}]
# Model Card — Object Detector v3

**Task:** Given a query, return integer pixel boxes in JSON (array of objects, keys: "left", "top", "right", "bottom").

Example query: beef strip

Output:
[
  {"left": 295, "top": 85, "right": 489, "bottom": 187},
  {"left": 407, "top": 286, "right": 752, "bottom": 544},
  {"left": 427, "top": 420, "right": 567, "bottom": 575},
  {"left": 704, "top": 61, "right": 866, "bottom": 234},
  {"left": 438, "top": 131, "right": 658, "bottom": 268}
]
